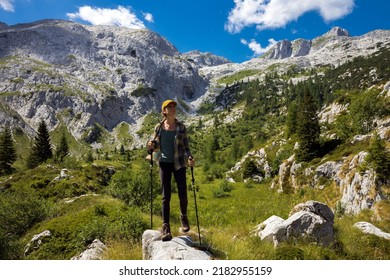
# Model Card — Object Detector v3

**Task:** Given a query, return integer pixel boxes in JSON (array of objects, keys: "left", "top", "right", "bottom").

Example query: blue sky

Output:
[{"left": 0, "top": 0, "right": 389, "bottom": 63}]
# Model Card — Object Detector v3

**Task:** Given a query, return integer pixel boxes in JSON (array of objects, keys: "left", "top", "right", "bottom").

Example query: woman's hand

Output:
[
  {"left": 147, "top": 140, "right": 155, "bottom": 152},
  {"left": 188, "top": 156, "right": 195, "bottom": 167}
]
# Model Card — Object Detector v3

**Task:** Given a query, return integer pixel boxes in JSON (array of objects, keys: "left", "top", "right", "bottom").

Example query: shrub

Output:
[
  {"left": 0, "top": 186, "right": 53, "bottom": 237},
  {"left": 213, "top": 180, "right": 234, "bottom": 198},
  {"left": 242, "top": 159, "right": 259, "bottom": 179},
  {"left": 107, "top": 168, "right": 158, "bottom": 208},
  {"left": 0, "top": 229, "right": 21, "bottom": 259}
]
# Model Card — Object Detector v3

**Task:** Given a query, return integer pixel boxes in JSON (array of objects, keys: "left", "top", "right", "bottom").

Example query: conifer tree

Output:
[
  {"left": 366, "top": 131, "right": 390, "bottom": 181},
  {"left": 0, "top": 126, "right": 17, "bottom": 175},
  {"left": 296, "top": 90, "right": 321, "bottom": 162},
  {"left": 86, "top": 150, "right": 94, "bottom": 163},
  {"left": 286, "top": 102, "right": 298, "bottom": 138},
  {"left": 242, "top": 159, "right": 259, "bottom": 179},
  {"left": 119, "top": 144, "right": 125, "bottom": 155},
  {"left": 55, "top": 132, "right": 69, "bottom": 163},
  {"left": 27, "top": 120, "right": 53, "bottom": 168}
]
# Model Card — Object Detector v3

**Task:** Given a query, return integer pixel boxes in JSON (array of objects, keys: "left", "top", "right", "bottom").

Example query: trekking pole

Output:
[
  {"left": 191, "top": 166, "right": 201, "bottom": 245},
  {"left": 148, "top": 148, "right": 153, "bottom": 229}
]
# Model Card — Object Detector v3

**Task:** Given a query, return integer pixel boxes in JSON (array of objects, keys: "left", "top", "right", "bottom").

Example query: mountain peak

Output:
[
  {"left": 323, "top": 26, "right": 350, "bottom": 37},
  {"left": 0, "top": 22, "right": 8, "bottom": 30}
]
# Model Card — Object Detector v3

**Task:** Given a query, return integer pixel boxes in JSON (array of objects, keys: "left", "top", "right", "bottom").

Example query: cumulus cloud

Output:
[
  {"left": 67, "top": 6, "right": 148, "bottom": 29},
  {"left": 225, "top": 0, "right": 355, "bottom": 33},
  {"left": 0, "top": 0, "right": 14, "bottom": 12},
  {"left": 241, "top": 38, "right": 277, "bottom": 57}
]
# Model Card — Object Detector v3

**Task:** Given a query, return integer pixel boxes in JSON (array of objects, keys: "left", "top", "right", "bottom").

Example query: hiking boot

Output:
[
  {"left": 180, "top": 214, "right": 190, "bottom": 233},
  {"left": 161, "top": 223, "right": 172, "bottom": 241}
]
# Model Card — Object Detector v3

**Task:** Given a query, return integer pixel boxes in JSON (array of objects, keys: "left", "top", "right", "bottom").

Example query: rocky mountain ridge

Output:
[
  {"left": 0, "top": 20, "right": 210, "bottom": 143},
  {"left": 263, "top": 27, "right": 351, "bottom": 59},
  {"left": 0, "top": 20, "right": 389, "bottom": 148},
  {"left": 196, "top": 27, "right": 389, "bottom": 112}
]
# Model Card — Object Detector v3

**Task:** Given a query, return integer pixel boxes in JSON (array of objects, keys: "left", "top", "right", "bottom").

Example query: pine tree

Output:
[
  {"left": 0, "top": 126, "right": 17, "bottom": 175},
  {"left": 27, "top": 120, "right": 53, "bottom": 168},
  {"left": 296, "top": 90, "right": 321, "bottom": 162},
  {"left": 286, "top": 102, "right": 298, "bottom": 138},
  {"left": 366, "top": 131, "right": 390, "bottom": 181},
  {"left": 55, "top": 132, "right": 69, "bottom": 163},
  {"left": 86, "top": 150, "right": 94, "bottom": 163},
  {"left": 242, "top": 159, "right": 259, "bottom": 179},
  {"left": 119, "top": 144, "right": 125, "bottom": 155}
]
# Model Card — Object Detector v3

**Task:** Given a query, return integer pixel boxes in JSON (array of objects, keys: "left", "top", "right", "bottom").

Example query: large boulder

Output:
[
  {"left": 253, "top": 201, "right": 335, "bottom": 247},
  {"left": 142, "top": 230, "right": 213, "bottom": 260}
]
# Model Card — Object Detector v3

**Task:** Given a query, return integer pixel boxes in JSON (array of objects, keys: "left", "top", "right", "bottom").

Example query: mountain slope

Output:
[{"left": 0, "top": 20, "right": 210, "bottom": 143}]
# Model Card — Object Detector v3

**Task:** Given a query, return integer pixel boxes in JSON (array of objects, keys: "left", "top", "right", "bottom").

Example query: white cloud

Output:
[
  {"left": 143, "top": 12, "right": 154, "bottom": 23},
  {"left": 241, "top": 38, "right": 277, "bottom": 57},
  {"left": 225, "top": 0, "right": 355, "bottom": 33},
  {"left": 0, "top": 0, "right": 14, "bottom": 12},
  {"left": 67, "top": 6, "right": 147, "bottom": 29}
]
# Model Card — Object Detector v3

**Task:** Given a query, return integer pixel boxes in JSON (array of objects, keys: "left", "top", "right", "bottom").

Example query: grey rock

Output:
[
  {"left": 182, "top": 50, "right": 231, "bottom": 67},
  {"left": 354, "top": 222, "right": 390, "bottom": 240},
  {"left": 52, "top": 168, "right": 71, "bottom": 181},
  {"left": 323, "top": 27, "right": 350, "bottom": 37},
  {"left": 142, "top": 230, "right": 212, "bottom": 260},
  {"left": 291, "top": 39, "right": 312, "bottom": 57},
  {"left": 71, "top": 239, "right": 107, "bottom": 260},
  {"left": 24, "top": 230, "right": 51, "bottom": 256},
  {"left": 338, "top": 152, "right": 386, "bottom": 214},
  {"left": 227, "top": 148, "right": 271, "bottom": 180},
  {"left": 253, "top": 201, "right": 335, "bottom": 247}
]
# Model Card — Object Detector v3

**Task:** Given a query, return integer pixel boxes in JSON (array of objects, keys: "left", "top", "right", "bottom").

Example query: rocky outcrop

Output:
[
  {"left": 265, "top": 40, "right": 292, "bottom": 59},
  {"left": 277, "top": 154, "right": 302, "bottom": 193},
  {"left": 354, "top": 222, "right": 390, "bottom": 240},
  {"left": 252, "top": 201, "right": 335, "bottom": 247},
  {"left": 319, "top": 103, "right": 348, "bottom": 124},
  {"left": 337, "top": 152, "right": 385, "bottom": 214},
  {"left": 182, "top": 51, "right": 231, "bottom": 67},
  {"left": 227, "top": 148, "right": 271, "bottom": 182},
  {"left": 263, "top": 27, "right": 351, "bottom": 59},
  {"left": 71, "top": 239, "right": 107, "bottom": 260},
  {"left": 275, "top": 150, "right": 386, "bottom": 215},
  {"left": 265, "top": 38, "right": 312, "bottom": 59},
  {"left": 52, "top": 168, "right": 71, "bottom": 182},
  {"left": 142, "top": 230, "right": 213, "bottom": 260},
  {"left": 24, "top": 230, "right": 51, "bottom": 256},
  {"left": 291, "top": 39, "right": 312, "bottom": 57}
]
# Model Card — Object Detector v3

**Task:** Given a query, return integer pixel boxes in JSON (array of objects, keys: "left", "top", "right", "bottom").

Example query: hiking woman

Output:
[{"left": 147, "top": 100, "right": 195, "bottom": 241}]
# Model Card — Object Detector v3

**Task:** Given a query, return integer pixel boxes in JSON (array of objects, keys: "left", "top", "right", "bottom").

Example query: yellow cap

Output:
[{"left": 161, "top": 100, "right": 177, "bottom": 111}]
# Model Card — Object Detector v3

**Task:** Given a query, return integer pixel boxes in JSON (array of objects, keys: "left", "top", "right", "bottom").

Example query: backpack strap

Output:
[{"left": 153, "top": 119, "right": 164, "bottom": 141}]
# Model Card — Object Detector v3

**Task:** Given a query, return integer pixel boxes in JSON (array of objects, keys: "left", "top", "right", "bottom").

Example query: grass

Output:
[
  {"left": 22, "top": 194, "right": 149, "bottom": 260},
  {"left": 1, "top": 153, "right": 389, "bottom": 260},
  {"left": 217, "top": 69, "right": 262, "bottom": 85}
]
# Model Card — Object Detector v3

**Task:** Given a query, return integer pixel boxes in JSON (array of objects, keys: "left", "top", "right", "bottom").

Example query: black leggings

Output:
[{"left": 159, "top": 162, "right": 188, "bottom": 224}]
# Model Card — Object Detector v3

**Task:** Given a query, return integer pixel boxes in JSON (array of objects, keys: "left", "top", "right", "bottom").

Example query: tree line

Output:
[{"left": 0, "top": 120, "right": 69, "bottom": 175}]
